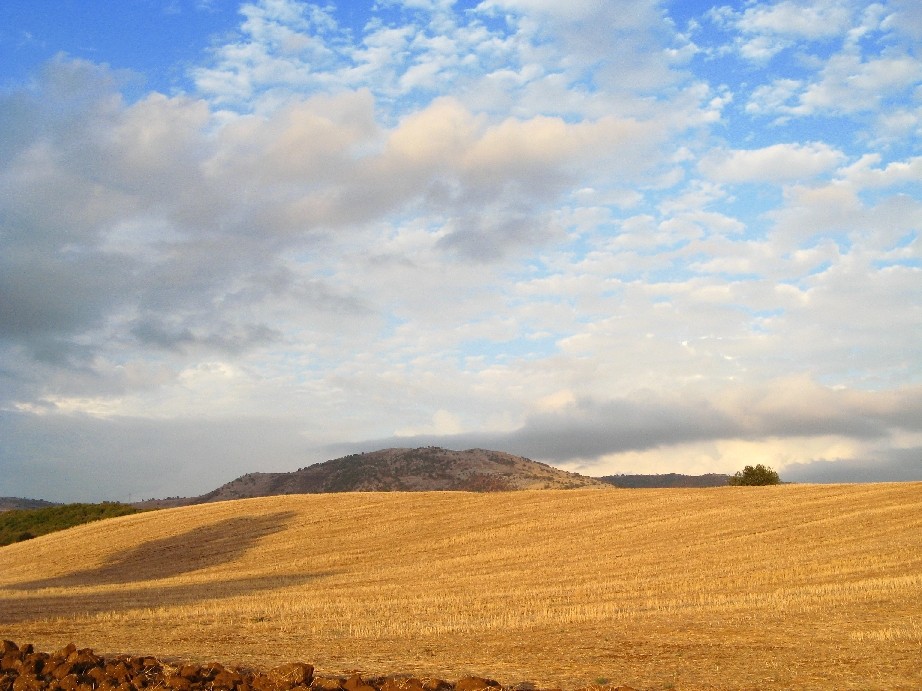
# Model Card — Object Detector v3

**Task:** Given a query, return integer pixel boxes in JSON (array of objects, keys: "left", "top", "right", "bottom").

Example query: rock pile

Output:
[{"left": 0, "top": 642, "right": 635, "bottom": 691}]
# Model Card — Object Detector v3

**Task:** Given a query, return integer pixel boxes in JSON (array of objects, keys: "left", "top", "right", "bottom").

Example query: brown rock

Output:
[
  {"left": 455, "top": 677, "right": 500, "bottom": 691},
  {"left": 107, "top": 661, "right": 133, "bottom": 684},
  {"left": 49, "top": 661, "right": 77, "bottom": 680},
  {"left": 250, "top": 675, "right": 280, "bottom": 691},
  {"left": 85, "top": 665, "right": 111, "bottom": 685},
  {"left": 54, "top": 645, "right": 78, "bottom": 662},
  {"left": 421, "top": 680, "right": 451, "bottom": 691},
  {"left": 1, "top": 643, "right": 18, "bottom": 656},
  {"left": 58, "top": 674, "right": 80, "bottom": 691},
  {"left": 178, "top": 664, "right": 203, "bottom": 681},
  {"left": 270, "top": 663, "right": 314, "bottom": 688},
  {"left": 201, "top": 663, "right": 227, "bottom": 682},
  {"left": 66, "top": 650, "right": 101, "bottom": 675},
  {"left": 213, "top": 669, "right": 244, "bottom": 690},
  {"left": 164, "top": 674, "right": 193, "bottom": 691},
  {"left": 122, "top": 659, "right": 142, "bottom": 675},
  {"left": 342, "top": 675, "right": 375, "bottom": 691},
  {"left": 308, "top": 676, "right": 342, "bottom": 691},
  {"left": 0, "top": 654, "right": 21, "bottom": 673},
  {"left": 380, "top": 679, "right": 425, "bottom": 691},
  {"left": 21, "top": 654, "right": 46, "bottom": 676}
]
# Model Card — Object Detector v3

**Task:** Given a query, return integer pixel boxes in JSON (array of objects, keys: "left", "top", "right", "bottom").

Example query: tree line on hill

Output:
[
  {"left": 600, "top": 464, "right": 781, "bottom": 488},
  {"left": 0, "top": 502, "right": 142, "bottom": 547}
]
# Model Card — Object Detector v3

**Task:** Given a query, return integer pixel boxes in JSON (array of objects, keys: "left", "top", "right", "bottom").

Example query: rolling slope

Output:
[{"left": 1, "top": 484, "right": 921, "bottom": 689}]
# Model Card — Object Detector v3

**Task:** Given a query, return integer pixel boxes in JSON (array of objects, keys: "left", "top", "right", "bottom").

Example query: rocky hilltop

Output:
[{"left": 194, "top": 447, "right": 608, "bottom": 503}]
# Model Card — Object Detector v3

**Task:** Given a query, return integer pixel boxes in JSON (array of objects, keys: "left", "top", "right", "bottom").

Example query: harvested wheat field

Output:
[{"left": 2, "top": 484, "right": 921, "bottom": 690}]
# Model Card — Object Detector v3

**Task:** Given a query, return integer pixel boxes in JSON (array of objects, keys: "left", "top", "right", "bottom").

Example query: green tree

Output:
[{"left": 728, "top": 464, "right": 781, "bottom": 486}]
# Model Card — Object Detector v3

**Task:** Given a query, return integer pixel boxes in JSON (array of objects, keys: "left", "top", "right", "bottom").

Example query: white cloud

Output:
[
  {"left": 699, "top": 142, "right": 846, "bottom": 183},
  {"left": 192, "top": 0, "right": 345, "bottom": 104},
  {"left": 1, "top": 1, "right": 920, "bottom": 501},
  {"left": 798, "top": 52, "right": 922, "bottom": 114},
  {"left": 881, "top": 0, "right": 922, "bottom": 40},
  {"left": 735, "top": 0, "right": 853, "bottom": 40},
  {"left": 839, "top": 154, "right": 922, "bottom": 187}
]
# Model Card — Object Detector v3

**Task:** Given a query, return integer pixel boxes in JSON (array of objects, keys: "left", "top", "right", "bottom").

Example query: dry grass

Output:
[{"left": 1, "top": 484, "right": 921, "bottom": 689}]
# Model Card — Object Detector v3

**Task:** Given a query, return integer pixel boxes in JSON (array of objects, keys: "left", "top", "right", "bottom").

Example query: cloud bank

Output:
[{"left": 1, "top": 0, "right": 920, "bottom": 501}]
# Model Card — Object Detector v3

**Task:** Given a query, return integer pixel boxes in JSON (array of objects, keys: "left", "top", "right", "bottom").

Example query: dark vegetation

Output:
[
  {"left": 0, "top": 502, "right": 143, "bottom": 548},
  {"left": 0, "top": 498, "right": 59, "bottom": 512},
  {"left": 598, "top": 473, "right": 730, "bottom": 488},
  {"left": 728, "top": 464, "right": 782, "bottom": 486}
]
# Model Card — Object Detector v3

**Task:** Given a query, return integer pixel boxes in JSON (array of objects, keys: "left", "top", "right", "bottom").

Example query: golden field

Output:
[{"left": 1, "top": 484, "right": 921, "bottom": 690}]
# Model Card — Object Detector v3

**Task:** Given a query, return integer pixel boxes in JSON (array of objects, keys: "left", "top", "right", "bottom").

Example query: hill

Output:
[
  {"left": 598, "top": 472, "right": 730, "bottom": 488},
  {"left": 0, "top": 502, "right": 143, "bottom": 547},
  {"left": 0, "top": 497, "right": 59, "bottom": 512},
  {"left": 1, "top": 484, "right": 920, "bottom": 690},
  {"left": 192, "top": 447, "right": 608, "bottom": 503}
]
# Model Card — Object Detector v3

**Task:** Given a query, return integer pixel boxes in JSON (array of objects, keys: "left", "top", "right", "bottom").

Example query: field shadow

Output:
[
  {"left": 11, "top": 511, "right": 298, "bottom": 588},
  {"left": 1, "top": 510, "right": 332, "bottom": 623},
  {"left": 0, "top": 572, "right": 329, "bottom": 623}
]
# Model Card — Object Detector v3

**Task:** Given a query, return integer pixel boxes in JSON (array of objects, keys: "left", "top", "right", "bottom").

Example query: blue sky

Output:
[{"left": 1, "top": 0, "right": 921, "bottom": 502}]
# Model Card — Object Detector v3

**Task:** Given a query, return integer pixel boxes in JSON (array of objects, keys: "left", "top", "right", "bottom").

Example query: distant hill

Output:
[
  {"left": 192, "top": 447, "right": 610, "bottom": 503},
  {"left": 0, "top": 497, "right": 60, "bottom": 512},
  {"left": 599, "top": 473, "right": 730, "bottom": 488}
]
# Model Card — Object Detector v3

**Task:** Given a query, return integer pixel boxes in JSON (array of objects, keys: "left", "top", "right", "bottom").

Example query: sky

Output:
[{"left": 1, "top": 0, "right": 921, "bottom": 503}]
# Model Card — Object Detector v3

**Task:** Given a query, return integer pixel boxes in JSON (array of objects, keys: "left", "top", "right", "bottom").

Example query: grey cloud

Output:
[
  {"left": 1, "top": 50, "right": 639, "bottom": 384},
  {"left": 130, "top": 318, "right": 281, "bottom": 354},
  {"left": 0, "top": 59, "right": 377, "bottom": 377},
  {"left": 436, "top": 214, "right": 556, "bottom": 262},
  {"left": 329, "top": 386, "right": 922, "bottom": 465},
  {"left": 0, "top": 250, "right": 138, "bottom": 364},
  {"left": 497, "top": 396, "right": 737, "bottom": 458},
  {"left": 0, "top": 410, "right": 310, "bottom": 503},
  {"left": 325, "top": 395, "right": 738, "bottom": 461},
  {"left": 782, "top": 447, "right": 922, "bottom": 483}
]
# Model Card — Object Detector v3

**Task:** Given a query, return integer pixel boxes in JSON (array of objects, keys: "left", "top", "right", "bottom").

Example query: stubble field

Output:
[{"left": 1, "top": 484, "right": 921, "bottom": 690}]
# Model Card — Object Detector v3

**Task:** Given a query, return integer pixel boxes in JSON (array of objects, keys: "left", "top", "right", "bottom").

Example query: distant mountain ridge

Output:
[
  {"left": 0, "top": 498, "right": 60, "bottom": 512},
  {"left": 9, "top": 453, "right": 734, "bottom": 511},
  {"left": 193, "top": 446, "right": 609, "bottom": 503},
  {"left": 599, "top": 473, "right": 730, "bottom": 488}
]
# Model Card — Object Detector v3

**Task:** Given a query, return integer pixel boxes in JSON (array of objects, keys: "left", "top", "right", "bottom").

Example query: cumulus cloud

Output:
[
  {"left": 1, "top": 1, "right": 920, "bottom": 501},
  {"left": 735, "top": 0, "right": 852, "bottom": 40},
  {"left": 699, "top": 142, "right": 845, "bottom": 183}
]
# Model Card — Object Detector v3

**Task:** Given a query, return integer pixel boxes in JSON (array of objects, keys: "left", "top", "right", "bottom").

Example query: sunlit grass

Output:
[{"left": 1, "top": 484, "right": 921, "bottom": 689}]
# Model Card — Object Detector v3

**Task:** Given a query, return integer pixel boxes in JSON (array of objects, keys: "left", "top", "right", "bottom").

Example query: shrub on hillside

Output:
[
  {"left": 728, "top": 464, "right": 781, "bottom": 486},
  {"left": 0, "top": 502, "right": 143, "bottom": 547}
]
